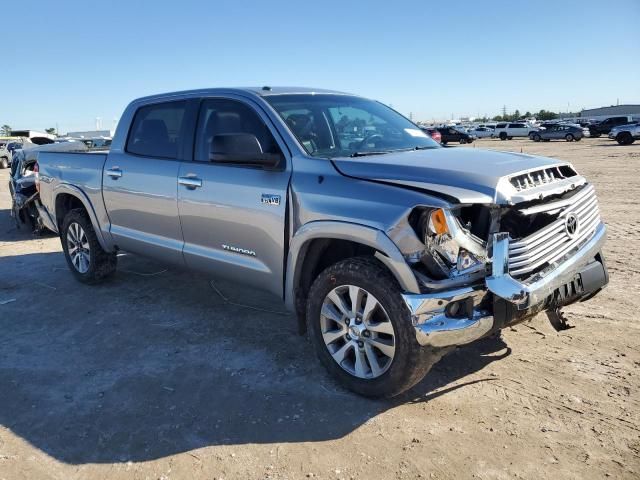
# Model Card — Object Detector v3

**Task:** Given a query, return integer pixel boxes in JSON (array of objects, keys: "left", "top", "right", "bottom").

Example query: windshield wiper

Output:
[
  {"left": 349, "top": 151, "right": 392, "bottom": 157},
  {"left": 413, "top": 145, "right": 435, "bottom": 150}
]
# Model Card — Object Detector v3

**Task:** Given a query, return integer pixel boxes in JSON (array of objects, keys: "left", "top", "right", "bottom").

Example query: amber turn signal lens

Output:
[{"left": 430, "top": 208, "right": 449, "bottom": 235}]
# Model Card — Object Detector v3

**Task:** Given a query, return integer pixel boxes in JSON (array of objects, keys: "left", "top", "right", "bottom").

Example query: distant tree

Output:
[
  {"left": 524, "top": 111, "right": 532, "bottom": 118},
  {"left": 0, "top": 124, "right": 11, "bottom": 136},
  {"left": 513, "top": 109, "right": 521, "bottom": 121},
  {"left": 45, "top": 127, "right": 57, "bottom": 135},
  {"left": 492, "top": 115, "right": 503, "bottom": 121},
  {"left": 536, "top": 109, "right": 558, "bottom": 120}
]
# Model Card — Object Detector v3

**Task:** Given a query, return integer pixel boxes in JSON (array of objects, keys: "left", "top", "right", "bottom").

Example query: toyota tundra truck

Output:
[{"left": 34, "top": 87, "right": 609, "bottom": 397}]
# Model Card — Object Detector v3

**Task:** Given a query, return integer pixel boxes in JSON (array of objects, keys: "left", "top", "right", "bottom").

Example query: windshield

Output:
[{"left": 265, "top": 94, "right": 439, "bottom": 158}]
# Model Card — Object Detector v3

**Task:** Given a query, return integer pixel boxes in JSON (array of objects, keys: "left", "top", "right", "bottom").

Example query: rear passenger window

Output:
[
  {"left": 194, "top": 98, "right": 281, "bottom": 163},
  {"left": 126, "top": 101, "right": 186, "bottom": 159}
]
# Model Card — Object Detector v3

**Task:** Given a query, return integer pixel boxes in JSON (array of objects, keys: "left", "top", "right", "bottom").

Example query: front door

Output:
[
  {"left": 103, "top": 100, "right": 188, "bottom": 265},
  {"left": 177, "top": 97, "right": 291, "bottom": 296}
]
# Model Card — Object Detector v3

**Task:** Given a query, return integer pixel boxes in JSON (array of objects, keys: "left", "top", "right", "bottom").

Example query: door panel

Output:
[
  {"left": 102, "top": 100, "right": 188, "bottom": 265},
  {"left": 177, "top": 97, "right": 291, "bottom": 296},
  {"left": 103, "top": 152, "right": 184, "bottom": 264},
  {"left": 178, "top": 164, "right": 289, "bottom": 295}
]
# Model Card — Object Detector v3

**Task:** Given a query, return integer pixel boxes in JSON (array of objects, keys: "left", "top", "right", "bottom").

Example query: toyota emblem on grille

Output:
[{"left": 565, "top": 213, "right": 579, "bottom": 238}]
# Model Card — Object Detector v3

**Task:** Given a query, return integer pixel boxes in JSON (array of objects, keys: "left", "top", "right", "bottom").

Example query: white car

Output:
[
  {"left": 492, "top": 122, "right": 537, "bottom": 140},
  {"left": 468, "top": 127, "right": 493, "bottom": 138}
]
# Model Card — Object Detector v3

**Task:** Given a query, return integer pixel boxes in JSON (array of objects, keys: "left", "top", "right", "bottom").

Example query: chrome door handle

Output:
[
  {"left": 106, "top": 167, "right": 123, "bottom": 178},
  {"left": 178, "top": 176, "right": 202, "bottom": 189}
]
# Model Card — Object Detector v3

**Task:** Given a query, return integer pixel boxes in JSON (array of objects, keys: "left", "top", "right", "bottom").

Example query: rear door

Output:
[
  {"left": 103, "top": 100, "right": 190, "bottom": 265},
  {"left": 177, "top": 96, "right": 291, "bottom": 296}
]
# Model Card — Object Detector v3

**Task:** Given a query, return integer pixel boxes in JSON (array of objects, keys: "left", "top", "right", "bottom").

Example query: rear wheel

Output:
[
  {"left": 307, "top": 257, "right": 446, "bottom": 398},
  {"left": 459, "top": 138, "right": 466, "bottom": 144},
  {"left": 590, "top": 132, "right": 601, "bottom": 138},
  {"left": 499, "top": 132, "right": 507, "bottom": 140},
  {"left": 565, "top": 134, "right": 574, "bottom": 142},
  {"left": 61, "top": 209, "right": 117, "bottom": 284},
  {"left": 507, "top": 136, "right": 513, "bottom": 140},
  {"left": 532, "top": 134, "right": 541, "bottom": 142}
]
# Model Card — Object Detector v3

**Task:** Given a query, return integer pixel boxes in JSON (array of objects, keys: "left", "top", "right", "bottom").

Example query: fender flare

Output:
[
  {"left": 52, "top": 184, "right": 112, "bottom": 252},
  {"left": 284, "top": 220, "right": 421, "bottom": 311}
]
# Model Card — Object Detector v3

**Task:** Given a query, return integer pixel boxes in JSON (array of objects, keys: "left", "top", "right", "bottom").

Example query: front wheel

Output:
[
  {"left": 61, "top": 209, "right": 117, "bottom": 284},
  {"left": 565, "top": 134, "right": 574, "bottom": 142},
  {"left": 0, "top": 157, "right": 8, "bottom": 169},
  {"left": 307, "top": 257, "right": 446, "bottom": 398},
  {"left": 617, "top": 132, "right": 634, "bottom": 145},
  {"left": 532, "top": 134, "right": 541, "bottom": 142}
]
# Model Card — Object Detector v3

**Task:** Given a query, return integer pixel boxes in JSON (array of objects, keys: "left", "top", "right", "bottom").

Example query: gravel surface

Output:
[{"left": 0, "top": 137, "right": 638, "bottom": 479}]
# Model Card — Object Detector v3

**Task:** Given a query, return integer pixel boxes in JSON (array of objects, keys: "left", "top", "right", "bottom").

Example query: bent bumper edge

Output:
[{"left": 401, "top": 288, "right": 494, "bottom": 348}]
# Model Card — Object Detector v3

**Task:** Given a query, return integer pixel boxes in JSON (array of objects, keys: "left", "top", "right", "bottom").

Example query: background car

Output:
[
  {"left": 492, "top": 122, "right": 537, "bottom": 140},
  {"left": 530, "top": 124, "right": 585, "bottom": 142},
  {"left": 468, "top": 126, "right": 493, "bottom": 138},
  {"left": 588, "top": 116, "right": 637, "bottom": 138},
  {"left": 436, "top": 126, "right": 476, "bottom": 144},
  {"left": 608, "top": 123, "right": 640, "bottom": 145},
  {"left": 420, "top": 126, "right": 441, "bottom": 143}
]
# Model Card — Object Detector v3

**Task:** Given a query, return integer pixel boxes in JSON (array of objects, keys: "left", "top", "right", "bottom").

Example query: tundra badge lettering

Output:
[
  {"left": 261, "top": 193, "right": 281, "bottom": 206},
  {"left": 222, "top": 244, "right": 256, "bottom": 257}
]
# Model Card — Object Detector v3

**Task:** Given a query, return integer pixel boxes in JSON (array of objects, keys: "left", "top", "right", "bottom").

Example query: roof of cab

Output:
[{"left": 132, "top": 86, "right": 355, "bottom": 104}]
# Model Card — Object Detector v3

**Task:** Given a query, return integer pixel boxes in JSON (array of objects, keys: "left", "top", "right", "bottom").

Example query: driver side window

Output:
[{"left": 194, "top": 99, "right": 280, "bottom": 163}]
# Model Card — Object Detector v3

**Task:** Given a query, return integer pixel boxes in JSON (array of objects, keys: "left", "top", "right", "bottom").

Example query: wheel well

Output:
[
  {"left": 293, "top": 238, "right": 377, "bottom": 335},
  {"left": 55, "top": 193, "right": 87, "bottom": 231}
]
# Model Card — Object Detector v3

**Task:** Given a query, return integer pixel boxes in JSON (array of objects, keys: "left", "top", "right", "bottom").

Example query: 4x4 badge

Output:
[{"left": 261, "top": 194, "right": 281, "bottom": 206}]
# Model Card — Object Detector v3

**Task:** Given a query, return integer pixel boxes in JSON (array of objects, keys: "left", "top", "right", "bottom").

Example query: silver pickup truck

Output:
[{"left": 35, "top": 87, "right": 608, "bottom": 397}]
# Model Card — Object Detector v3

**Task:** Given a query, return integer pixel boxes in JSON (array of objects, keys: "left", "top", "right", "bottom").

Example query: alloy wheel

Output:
[
  {"left": 66, "top": 222, "right": 91, "bottom": 273},
  {"left": 320, "top": 285, "right": 396, "bottom": 379}
]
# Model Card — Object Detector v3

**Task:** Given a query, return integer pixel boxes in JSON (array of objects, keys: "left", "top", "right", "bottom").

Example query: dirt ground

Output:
[{"left": 1, "top": 137, "right": 639, "bottom": 480}]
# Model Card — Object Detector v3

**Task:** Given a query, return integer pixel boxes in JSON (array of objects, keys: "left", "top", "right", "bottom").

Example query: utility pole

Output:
[{"left": 502, "top": 105, "right": 507, "bottom": 119}]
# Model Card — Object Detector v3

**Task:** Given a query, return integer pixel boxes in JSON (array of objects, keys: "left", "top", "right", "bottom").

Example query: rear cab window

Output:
[{"left": 126, "top": 101, "right": 187, "bottom": 159}]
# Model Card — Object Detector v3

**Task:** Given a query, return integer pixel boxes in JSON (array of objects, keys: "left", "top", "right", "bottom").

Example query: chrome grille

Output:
[
  {"left": 508, "top": 184, "right": 601, "bottom": 277},
  {"left": 510, "top": 165, "right": 577, "bottom": 192}
]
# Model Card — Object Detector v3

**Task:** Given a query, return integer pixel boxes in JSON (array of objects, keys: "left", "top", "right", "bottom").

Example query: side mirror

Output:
[{"left": 210, "top": 133, "right": 283, "bottom": 170}]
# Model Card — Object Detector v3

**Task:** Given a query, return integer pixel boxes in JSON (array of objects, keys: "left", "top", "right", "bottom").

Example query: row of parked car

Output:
[{"left": 419, "top": 115, "right": 640, "bottom": 146}]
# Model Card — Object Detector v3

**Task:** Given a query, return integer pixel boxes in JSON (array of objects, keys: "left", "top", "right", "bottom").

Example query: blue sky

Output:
[{"left": 4, "top": 0, "right": 639, "bottom": 132}]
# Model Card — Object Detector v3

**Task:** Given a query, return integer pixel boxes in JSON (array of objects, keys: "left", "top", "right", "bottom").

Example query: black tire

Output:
[
  {"left": 532, "top": 134, "right": 541, "bottom": 142},
  {"left": 590, "top": 132, "right": 601, "bottom": 138},
  {"left": 306, "top": 257, "right": 447, "bottom": 398},
  {"left": 575, "top": 137, "right": 582, "bottom": 141},
  {"left": 441, "top": 140, "right": 448, "bottom": 145},
  {"left": 0, "top": 157, "right": 8, "bottom": 169},
  {"left": 616, "top": 132, "right": 634, "bottom": 145},
  {"left": 61, "top": 208, "right": 117, "bottom": 284},
  {"left": 565, "top": 134, "right": 574, "bottom": 142},
  {"left": 507, "top": 136, "right": 513, "bottom": 140},
  {"left": 459, "top": 138, "right": 466, "bottom": 144},
  {"left": 499, "top": 132, "right": 507, "bottom": 140}
]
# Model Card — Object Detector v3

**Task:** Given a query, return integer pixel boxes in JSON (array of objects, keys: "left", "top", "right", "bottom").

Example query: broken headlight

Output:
[{"left": 419, "top": 208, "right": 486, "bottom": 278}]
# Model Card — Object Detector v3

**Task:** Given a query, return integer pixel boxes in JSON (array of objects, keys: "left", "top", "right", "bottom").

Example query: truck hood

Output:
[{"left": 332, "top": 147, "right": 576, "bottom": 205}]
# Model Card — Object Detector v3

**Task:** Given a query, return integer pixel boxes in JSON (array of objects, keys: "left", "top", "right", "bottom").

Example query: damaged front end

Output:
[{"left": 390, "top": 168, "right": 609, "bottom": 348}]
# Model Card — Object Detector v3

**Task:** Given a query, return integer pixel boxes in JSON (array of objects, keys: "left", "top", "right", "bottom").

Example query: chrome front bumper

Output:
[{"left": 402, "top": 222, "right": 607, "bottom": 348}]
